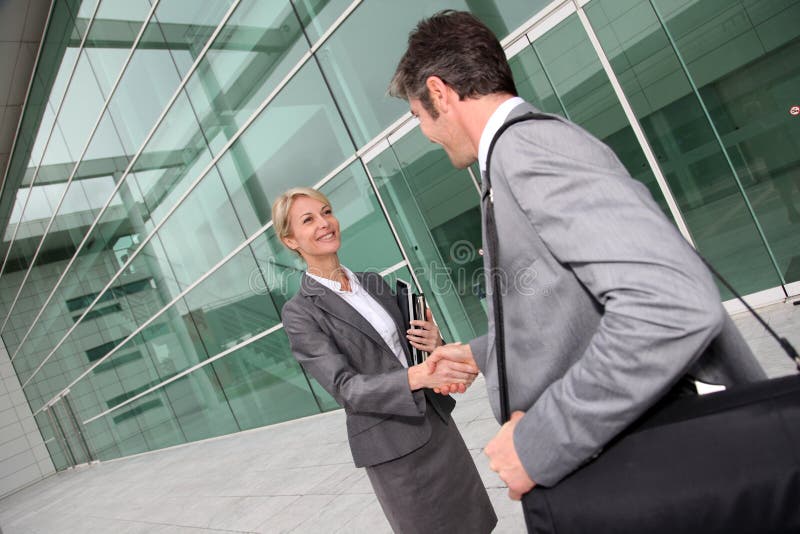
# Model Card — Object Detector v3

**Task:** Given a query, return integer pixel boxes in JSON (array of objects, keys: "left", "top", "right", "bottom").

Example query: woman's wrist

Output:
[{"left": 407, "top": 364, "right": 424, "bottom": 391}]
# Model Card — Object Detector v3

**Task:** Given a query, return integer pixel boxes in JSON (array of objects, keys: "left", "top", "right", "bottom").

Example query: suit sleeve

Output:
[
  {"left": 281, "top": 300, "right": 425, "bottom": 418},
  {"left": 495, "top": 120, "right": 726, "bottom": 486},
  {"left": 469, "top": 334, "right": 489, "bottom": 370}
]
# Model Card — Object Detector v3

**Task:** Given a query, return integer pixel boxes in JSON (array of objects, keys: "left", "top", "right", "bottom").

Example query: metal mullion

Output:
[
  {"left": 467, "top": 166, "right": 481, "bottom": 195},
  {"left": 21, "top": 228, "right": 262, "bottom": 395},
  {"left": 1, "top": 0, "right": 162, "bottom": 335},
  {"left": 307, "top": 0, "right": 362, "bottom": 55},
  {"left": 357, "top": 113, "right": 413, "bottom": 162},
  {"left": 380, "top": 261, "right": 408, "bottom": 277},
  {"left": 647, "top": 0, "right": 785, "bottom": 287},
  {"left": 0, "top": 0, "right": 102, "bottom": 281},
  {"left": 31, "top": 139, "right": 364, "bottom": 399},
  {"left": 46, "top": 400, "right": 76, "bottom": 467},
  {"left": 0, "top": 0, "right": 56, "bottom": 198},
  {"left": 81, "top": 322, "right": 284, "bottom": 425},
  {"left": 360, "top": 160, "right": 425, "bottom": 292},
  {"left": 18, "top": 46, "right": 314, "bottom": 385},
  {"left": 23, "top": 0, "right": 370, "bottom": 400},
  {"left": 30, "top": 137, "right": 394, "bottom": 414},
  {"left": 0, "top": 0, "right": 55, "bottom": 240},
  {"left": 62, "top": 392, "right": 93, "bottom": 463},
  {"left": 574, "top": 1, "right": 695, "bottom": 247},
  {"left": 9, "top": 0, "right": 244, "bottom": 362},
  {"left": 499, "top": 0, "right": 570, "bottom": 49}
]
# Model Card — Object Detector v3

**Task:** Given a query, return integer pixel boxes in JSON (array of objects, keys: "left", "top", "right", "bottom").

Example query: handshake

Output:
[{"left": 407, "top": 342, "right": 480, "bottom": 394}]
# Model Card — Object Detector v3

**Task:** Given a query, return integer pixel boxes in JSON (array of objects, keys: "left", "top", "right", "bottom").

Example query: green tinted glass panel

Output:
[
  {"left": 152, "top": 170, "right": 248, "bottom": 289},
  {"left": 649, "top": 0, "right": 798, "bottom": 289},
  {"left": 250, "top": 160, "right": 404, "bottom": 312},
  {"left": 367, "top": 129, "right": 482, "bottom": 343},
  {"left": 216, "top": 60, "right": 353, "bottom": 236},
  {"left": 292, "top": 0, "right": 352, "bottom": 43},
  {"left": 319, "top": 161, "right": 403, "bottom": 272},
  {"left": 180, "top": 243, "right": 281, "bottom": 357},
  {"left": 315, "top": 0, "right": 550, "bottom": 148},
  {"left": 1, "top": 0, "right": 226, "bottom": 363},
  {"left": 586, "top": 0, "right": 785, "bottom": 296},
  {"left": 0, "top": 0, "right": 83, "bottom": 278},
  {"left": 83, "top": 1, "right": 152, "bottom": 96},
  {"left": 212, "top": 328, "right": 326, "bottom": 430},
  {"left": 527, "top": 13, "right": 665, "bottom": 212},
  {"left": 157, "top": 364, "right": 240, "bottom": 441},
  {"left": 184, "top": 0, "right": 308, "bottom": 156},
  {"left": 251, "top": 227, "right": 305, "bottom": 315},
  {"left": 83, "top": 389, "right": 185, "bottom": 459},
  {"left": 35, "top": 412, "right": 69, "bottom": 471}
]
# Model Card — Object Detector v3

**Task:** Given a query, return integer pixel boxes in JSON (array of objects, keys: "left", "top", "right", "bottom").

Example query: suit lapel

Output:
[
  {"left": 301, "top": 273, "right": 402, "bottom": 362},
  {"left": 356, "top": 272, "right": 412, "bottom": 363}
]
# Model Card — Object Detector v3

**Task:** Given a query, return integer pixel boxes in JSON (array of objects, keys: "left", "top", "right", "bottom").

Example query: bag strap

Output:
[
  {"left": 484, "top": 112, "right": 800, "bottom": 423},
  {"left": 484, "top": 112, "right": 551, "bottom": 423}
]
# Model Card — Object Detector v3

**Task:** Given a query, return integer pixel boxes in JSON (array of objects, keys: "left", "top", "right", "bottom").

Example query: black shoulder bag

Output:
[{"left": 485, "top": 113, "right": 800, "bottom": 534}]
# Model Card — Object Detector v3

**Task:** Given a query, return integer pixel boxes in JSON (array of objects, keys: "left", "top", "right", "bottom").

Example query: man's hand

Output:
[
  {"left": 485, "top": 411, "right": 536, "bottom": 500},
  {"left": 426, "top": 343, "right": 479, "bottom": 395},
  {"left": 408, "top": 341, "right": 479, "bottom": 391}
]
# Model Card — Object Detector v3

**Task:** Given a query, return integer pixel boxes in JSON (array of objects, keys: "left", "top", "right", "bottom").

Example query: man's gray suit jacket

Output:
[
  {"left": 469, "top": 101, "right": 766, "bottom": 487},
  {"left": 282, "top": 271, "right": 455, "bottom": 468}
]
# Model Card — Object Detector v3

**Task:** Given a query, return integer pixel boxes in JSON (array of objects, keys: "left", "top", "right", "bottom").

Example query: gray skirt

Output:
[{"left": 365, "top": 408, "right": 497, "bottom": 533}]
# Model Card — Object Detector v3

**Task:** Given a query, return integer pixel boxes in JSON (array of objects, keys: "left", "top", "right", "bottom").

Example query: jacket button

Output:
[{"left": 478, "top": 249, "right": 484, "bottom": 256}]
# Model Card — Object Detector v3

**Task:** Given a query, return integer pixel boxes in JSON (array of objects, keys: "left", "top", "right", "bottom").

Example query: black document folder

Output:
[{"left": 395, "top": 279, "right": 429, "bottom": 365}]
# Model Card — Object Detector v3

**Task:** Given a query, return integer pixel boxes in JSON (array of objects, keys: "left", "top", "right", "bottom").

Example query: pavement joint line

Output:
[{"left": 75, "top": 513, "right": 258, "bottom": 533}]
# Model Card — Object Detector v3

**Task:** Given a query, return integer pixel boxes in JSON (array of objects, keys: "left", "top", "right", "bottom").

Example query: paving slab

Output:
[{"left": 0, "top": 299, "right": 797, "bottom": 533}]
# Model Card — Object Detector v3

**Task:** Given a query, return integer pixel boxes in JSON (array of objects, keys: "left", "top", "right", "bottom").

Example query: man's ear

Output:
[{"left": 425, "top": 76, "right": 450, "bottom": 113}]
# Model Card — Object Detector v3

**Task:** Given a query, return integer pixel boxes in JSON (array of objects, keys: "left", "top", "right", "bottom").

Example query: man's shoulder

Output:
[{"left": 497, "top": 106, "right": 617, "bottom": 170}]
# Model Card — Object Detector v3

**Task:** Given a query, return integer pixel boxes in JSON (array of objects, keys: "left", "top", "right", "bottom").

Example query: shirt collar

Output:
[
  {"left": 306, "top": 265, "right": 358, "bottom": 294},
  {"left": 478, "top": 96, "right": 525, "bottom": 174}
]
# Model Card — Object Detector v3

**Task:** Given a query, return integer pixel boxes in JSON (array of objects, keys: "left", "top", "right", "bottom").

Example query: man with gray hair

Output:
[{"left": 390, "top": 9, "right": 765, "bottom": 526}]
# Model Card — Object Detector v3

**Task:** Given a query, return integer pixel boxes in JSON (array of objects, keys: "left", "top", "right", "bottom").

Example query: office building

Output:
[{"left": 0, "top": 0, "right": 797, "bottom": 497}]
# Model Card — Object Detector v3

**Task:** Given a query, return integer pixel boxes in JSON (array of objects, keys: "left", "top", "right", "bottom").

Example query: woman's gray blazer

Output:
[{"left": 281, "top": 271, "right": 456, "bottom": 467}]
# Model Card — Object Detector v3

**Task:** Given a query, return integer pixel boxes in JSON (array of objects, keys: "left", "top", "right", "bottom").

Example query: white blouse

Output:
[{"left": 306, "top": 267, "right": 408, "bottom": 367}]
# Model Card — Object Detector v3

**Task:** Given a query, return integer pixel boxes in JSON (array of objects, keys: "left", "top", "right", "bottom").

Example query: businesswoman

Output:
[{"left": 276, "top": 187, "right": 497, "bottom": 533}]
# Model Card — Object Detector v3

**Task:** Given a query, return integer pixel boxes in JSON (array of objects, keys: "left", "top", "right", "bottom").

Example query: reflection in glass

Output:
[
  {"left": 216, "top": 60, "right": 353, "bottom": 236},
  {"left": 649, "top": 0, "right": 799, "bottom": 287},
  {"left": 315, "top": 0, "right": 548, "bottom": 148},
  {"left": 585, "top": 0, "right": 786, "bottom": 296},
  {"left": 183, "top": 0, "right": 308, "bottom": 156},
  {"left": 367, "top": 129, "right": 482, "bottom": 343},
  {"left": 211, "top": 329, "right": 329, "bottom": 430}
]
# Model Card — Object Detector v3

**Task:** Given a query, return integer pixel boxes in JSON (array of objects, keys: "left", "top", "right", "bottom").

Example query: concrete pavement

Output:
[{"left": 1, "top": 298, "right": 797, "bottom": 533}]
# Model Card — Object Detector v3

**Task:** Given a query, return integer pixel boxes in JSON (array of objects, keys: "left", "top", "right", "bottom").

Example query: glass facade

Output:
[{"left": 0, "top": 0, "right": 797, "bottom": 470}]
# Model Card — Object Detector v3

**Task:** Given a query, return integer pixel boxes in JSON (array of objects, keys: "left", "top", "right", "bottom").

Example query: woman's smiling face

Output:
[{"left": 281, "top": 195, "right": 341, "bottom": 261}]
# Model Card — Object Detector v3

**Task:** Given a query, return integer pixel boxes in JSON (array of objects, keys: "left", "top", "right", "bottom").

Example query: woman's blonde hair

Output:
[{"left": 272, "top": 187, "right": 332, "bottom": 255}]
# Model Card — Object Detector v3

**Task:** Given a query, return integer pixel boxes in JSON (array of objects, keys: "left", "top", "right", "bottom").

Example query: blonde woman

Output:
[{"left": 276, "top": 187, "right": 497, "bottom": 533}]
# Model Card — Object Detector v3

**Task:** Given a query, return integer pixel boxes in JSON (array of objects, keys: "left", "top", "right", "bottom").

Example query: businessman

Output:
[{"left": 390, "top": 9, "right": 765, "bottom": 504}]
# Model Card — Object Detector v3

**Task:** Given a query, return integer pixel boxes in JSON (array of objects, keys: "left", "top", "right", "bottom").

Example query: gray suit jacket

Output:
[
  {"left": 469, "top": 102, "right": 766, "bottom": 486},
  {"left": 281, "top": 271, "right": 455, "bottom": 468}
]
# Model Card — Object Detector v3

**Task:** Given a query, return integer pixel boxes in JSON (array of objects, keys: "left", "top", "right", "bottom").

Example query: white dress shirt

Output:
[
  {"left": 306, "top": 266, "right": 408, "bottom": 367},
  {"left": 478, "top": 96, "right": 525, "bottom": 174}
]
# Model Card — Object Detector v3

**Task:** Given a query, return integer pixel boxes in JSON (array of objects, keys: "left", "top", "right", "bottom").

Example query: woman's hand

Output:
[
  {"left": 407, "top": 343, "right": 479, "bottom": 391},
  {"left": 406, "top": 308, "right": 444, "bottom": 352},
  {"left": 428, "top": 343, "right": 479, "bottom": 395}
]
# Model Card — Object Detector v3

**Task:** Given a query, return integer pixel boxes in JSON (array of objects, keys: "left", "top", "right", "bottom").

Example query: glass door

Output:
[{"left": 42, "top": 392, "right": 94, "bottom": 470}]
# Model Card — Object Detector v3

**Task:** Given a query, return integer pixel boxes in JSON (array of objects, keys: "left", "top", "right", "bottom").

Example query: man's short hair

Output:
[{"left": 389, "top": 10, "right": 517, "bottom": 117}]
